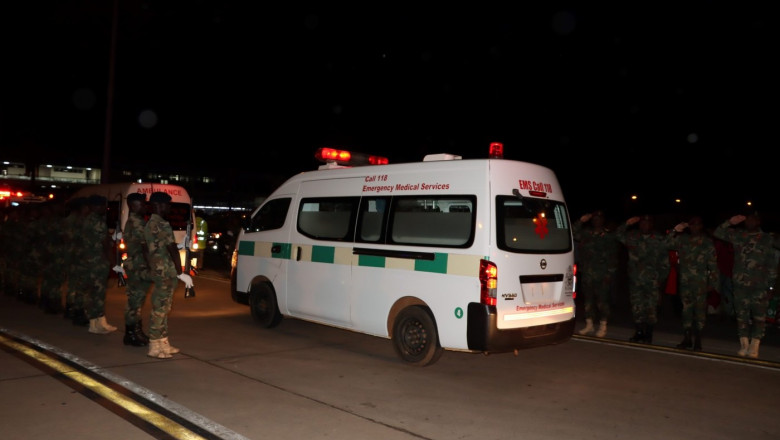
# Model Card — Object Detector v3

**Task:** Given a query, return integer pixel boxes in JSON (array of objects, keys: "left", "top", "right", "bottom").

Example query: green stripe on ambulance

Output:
[{"left": 238, "top": 240, "right": 481, "bottom": 277}]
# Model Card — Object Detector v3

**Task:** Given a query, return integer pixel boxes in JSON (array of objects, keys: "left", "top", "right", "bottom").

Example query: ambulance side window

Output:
[
  {"left": 248, "top": 198, "right": 291, "bottom": 232},
  {"left": 389, "top": 195, "right": 476, "bottom": 247},
  {"left": 297, "top": 197, "right": 358, "bottom": 241},
  {"left": 356, "top": 197, "right": 390, "bottom": 243}
]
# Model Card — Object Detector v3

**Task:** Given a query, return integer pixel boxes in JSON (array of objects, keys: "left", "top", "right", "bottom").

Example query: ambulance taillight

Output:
[
  {"left": 479, "top": 259, "right": 498, "bottom": 306},
  {"left": 572, "top": 264, "right": 577, "bottom": 299},
  {"left": 489, "top": 142, "right": 504, "bottom": 159}
]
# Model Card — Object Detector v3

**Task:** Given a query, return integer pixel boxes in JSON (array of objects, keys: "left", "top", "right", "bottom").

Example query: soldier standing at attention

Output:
[
  {"left": 713, "top": 211, "right": 777, "bottom": 358},
  {"left": 83, "top": 195, "right": 118, "bottom": 334},
  {"left": 573, "top": 210, "right": 619, "bottom": 338},
  {"left": 65, "top": 197, "right": 91, "bottom": 326},
  {"left": 115, "top": 193, "right": 153, "bottom": 346},
  {"left": 668, "top": 216, "right": 719, "bottom": 351},
  {"left": 143, "top": 192, "right": 193, "bottom": 358},
  {"left": 616, "top": 214, "right": 670, "bottom": 344}
]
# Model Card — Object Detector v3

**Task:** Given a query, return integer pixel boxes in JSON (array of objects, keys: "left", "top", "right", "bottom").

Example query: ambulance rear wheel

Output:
[
  {"left": 250, "top": 283, "right": 282, "bottom": 328},
  {"left": 392, "top": 306, "right": 443, "bottom": 367}
]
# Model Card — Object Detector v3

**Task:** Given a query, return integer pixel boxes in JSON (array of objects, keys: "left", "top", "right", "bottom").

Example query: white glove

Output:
[
  {"left": 112, "top": 231, "right": 123, "bottom": 241},
  {"left": 177, "top": 273, "right": 194, "bottom": 289},
  {"left": 177, "top": 241, "right": 186, "bottom": 250},
  {"left": 112, "top": 265, "right": 126, "bottom": 276}
]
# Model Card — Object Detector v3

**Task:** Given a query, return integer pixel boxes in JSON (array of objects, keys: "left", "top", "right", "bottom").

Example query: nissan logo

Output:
[{"left": 539, "top": 259, "right": 547, "bottom": 270}]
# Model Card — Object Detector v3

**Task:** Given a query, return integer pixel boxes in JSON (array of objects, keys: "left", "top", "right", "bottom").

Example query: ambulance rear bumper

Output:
[{"left": 466, "top": 303, "right": 575, "bottom": 352}]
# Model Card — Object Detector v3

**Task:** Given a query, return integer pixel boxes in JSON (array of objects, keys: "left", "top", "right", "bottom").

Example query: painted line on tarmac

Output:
[
  {"left": 0, "top": 328, "right": 249, "bottom": 440},
  {"left": 573, "top": 334, "right": 780, "bottom": 371}
]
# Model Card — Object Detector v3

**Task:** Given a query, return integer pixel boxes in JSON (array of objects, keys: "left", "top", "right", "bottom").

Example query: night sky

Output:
[{"left": 1, "top": 3, "right": 776, "bottom": 224}]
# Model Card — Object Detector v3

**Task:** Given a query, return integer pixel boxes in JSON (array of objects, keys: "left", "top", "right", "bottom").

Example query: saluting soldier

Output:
[
  {"left": 713, "top": 211, "right": 778, "bottom": 358},
  {"left": 616, "top": 214, "right": 670, "bottom": 344}
]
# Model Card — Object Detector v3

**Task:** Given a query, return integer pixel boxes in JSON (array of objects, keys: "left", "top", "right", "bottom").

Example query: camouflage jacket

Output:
[
  {"left": 713, "top": 221, "right": 778, "bottom": 289},
  {"left": 143, "top": 213, "right": 177, "bottom": 279},
  {"left": 572, "top": 221, "right": 619, "bottom": 278},
  {"left": 666, "top": 233, "right": 718, "bottom": 289},
  {"left": 616, "top": 224, "right": 670, "bottom": 282},
  {"left": 123, "top": 212, "right": 151, "bottom": 278}
]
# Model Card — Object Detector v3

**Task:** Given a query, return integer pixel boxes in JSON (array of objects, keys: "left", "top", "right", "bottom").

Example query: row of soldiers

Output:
[{"left": 0, "top": 195, "right": 118, "bottom": 333}]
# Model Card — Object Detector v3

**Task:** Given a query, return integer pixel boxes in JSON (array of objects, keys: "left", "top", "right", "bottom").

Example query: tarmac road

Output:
[{"left": 1, "top": 267, "right": 779, "bottom": 439}]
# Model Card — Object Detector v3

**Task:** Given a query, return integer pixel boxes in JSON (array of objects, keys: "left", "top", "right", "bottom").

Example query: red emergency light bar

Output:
[{"left": 315, "top": 148, "right": 389, "bottom": 166}]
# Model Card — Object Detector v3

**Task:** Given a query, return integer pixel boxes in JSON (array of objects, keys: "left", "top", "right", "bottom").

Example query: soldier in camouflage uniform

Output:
[
  {"left": 616, "top": 214, "right": 670, "bottom": 344},
  {"left": 39, "top": 200, "right": 68, "bottom": 314},
  {"left": 64, "top": 197, "right": 89, "bottom": 324},
  {"left": 143, "top": 192, "right": 193, "bottom": 358},
  {"left": 83, "top": 195, "right": 118, "bottom": 334},
  {"left": 18, "top": 204, "right": 42, "bottom": 304},
  {"left": 713, "top": 211, "right": 778, "bottom": 358},
  {"left": 667, "top": 216, "right": 718, "bottom": 351},
  {"left": 573, "top": 210, "right": 619, "bottom": 338},
  {"left": 117, "top": 192, "right": 152, "bottom": 346},
  {"left": 0, "top": 207, "right": 21, "bottom": 297}
]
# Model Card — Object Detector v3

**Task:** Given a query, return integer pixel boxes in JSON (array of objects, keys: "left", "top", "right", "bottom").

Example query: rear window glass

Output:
[{"left": 496, "top": 196, "right": 572, "bottom": 253}]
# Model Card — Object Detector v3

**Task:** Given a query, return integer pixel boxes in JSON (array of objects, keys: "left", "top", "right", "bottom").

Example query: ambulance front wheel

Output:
[
  {"left": 392, "top": 306, "right": 443, "bottom": 367},
  {"left": 250, "top": 282, "right": 282, "bottom": 328}
]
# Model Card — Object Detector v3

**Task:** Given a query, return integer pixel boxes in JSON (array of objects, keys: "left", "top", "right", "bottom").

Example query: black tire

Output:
[
  {"left": 249, "top": 283, "right": 282, "bottom": 328},
  {"left": 392, "top": 306, "right": 443, "bottom": 367}
]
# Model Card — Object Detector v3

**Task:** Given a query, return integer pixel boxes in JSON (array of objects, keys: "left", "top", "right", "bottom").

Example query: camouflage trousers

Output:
[
  {"left": 124, "top": 270, "right": 153, "bottom": 326},
  {"left": 678, "top": 285, "right": 708, "bottom": 331},
  {"left": 733, "top": 283, "right": 770, "bottom": 339},
  {"left": 66, "top": 266, "right": 86, "bottom": 308},
  {"left": 40, "top": 262, "right": 67, "bottom": 305},
  {"left": 85, "top": 263, "right": 110, "bottom": 319},
  {"left": 628, "top": 277, "right": 662, "bottom": 325},
  {"left": 580, "top": 274, "right": 612, "bottom": 321},
  {"left": 147, "top": 275, "right": 177, "bottom": 340}
]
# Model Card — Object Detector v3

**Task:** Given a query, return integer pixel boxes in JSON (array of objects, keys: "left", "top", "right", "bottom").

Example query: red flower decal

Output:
[{"left": 534, "top": 214, "right": 549, "bottom": 239}]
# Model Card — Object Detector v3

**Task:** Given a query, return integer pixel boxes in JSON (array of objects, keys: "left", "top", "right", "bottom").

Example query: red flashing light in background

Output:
[
  {"left": 368, "top": 155, "right": 389, "bottom": 165},
  {"left": 489, "top": 142, "right": 504, "bottom": 159}
]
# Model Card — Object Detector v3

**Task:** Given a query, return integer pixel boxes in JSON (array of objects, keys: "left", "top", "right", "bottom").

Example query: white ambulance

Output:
[
  {"left": 230, "top": 143, "right": 576, "bottom": 366},
  {"left": 68, "top": 182, "right": 198, "bottom": 268}
]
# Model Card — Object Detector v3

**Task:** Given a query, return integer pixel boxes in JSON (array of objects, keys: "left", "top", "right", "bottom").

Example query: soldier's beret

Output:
[
  {"left": 127, "top": 193, "right": 146, "bottom": 203},
  {"left": 149, "top": 192, "right": 172, "bottom": 204},
  {"left": 87, "top": 195, "right": 106, "bottom": 206}
]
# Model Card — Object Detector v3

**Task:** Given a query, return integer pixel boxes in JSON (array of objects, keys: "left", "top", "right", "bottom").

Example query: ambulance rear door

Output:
[{"left": 490, "top": 161, "right": 575, "bottom": 330}]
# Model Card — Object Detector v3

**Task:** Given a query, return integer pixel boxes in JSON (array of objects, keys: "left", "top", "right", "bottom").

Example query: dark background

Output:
[{"left": 1, "top": 2, "right": 776, "bottom": 226}]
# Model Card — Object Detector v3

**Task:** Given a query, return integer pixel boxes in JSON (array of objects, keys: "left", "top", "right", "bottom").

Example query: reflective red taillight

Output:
[{"left": 479, "top": 259, "right": 497, "bottom": 306}]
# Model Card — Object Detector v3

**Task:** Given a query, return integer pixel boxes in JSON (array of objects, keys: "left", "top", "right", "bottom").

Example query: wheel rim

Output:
[{"left": 400, "top": 317, "right": 428, "bottom": 356}]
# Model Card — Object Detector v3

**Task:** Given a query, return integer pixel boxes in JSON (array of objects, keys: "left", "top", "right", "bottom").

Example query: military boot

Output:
[
  {"left": 123, "top": 323, "right": 148, "bottom": 347},
  {"left": 71, "top": 308, "right": 89, "bottom": 327},
  {"left": 693, "top": 328, "right": 702, "bottom": 351},
  {"left": 747, "top": 338, "right": 760, "bottom": 359},
  {"left": 629, "top": 324, "right": 645, "bottom": 343},
  {"left": 644, "top": 325, "right": 654, "bottom": 344},
  {"left": 737, "top": 337, "right": 749, "bottom": 357},
  {"left": 676, "top": 328, "right": 692, "bottom": 349},
  {"left": 578, "top": 318, "right": 595, "bottom": 335},
  {"left": 135, "top": 320, "right": 149, "bottom": 345}
]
